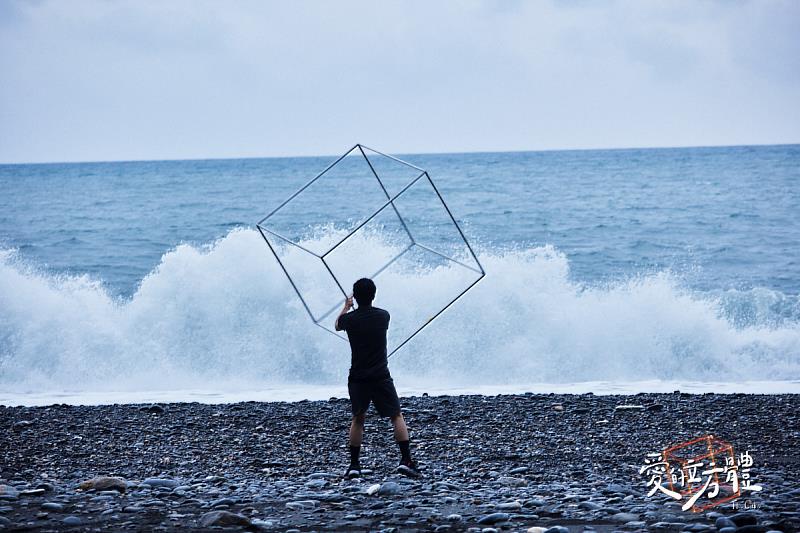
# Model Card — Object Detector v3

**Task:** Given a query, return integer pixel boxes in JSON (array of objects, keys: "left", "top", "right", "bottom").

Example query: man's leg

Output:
[
  {"left": 346, "top": 413, "right": 366, "bottom": 476},
  {"left": 373, "top": 378, "right": 418, "bottom": 474},
  {"left": 349, "top": 413, "right": 366, "bottom": 451},
  {"left": 390, "top": 413, "right": 409, "bottom": 442},
  {"left": 391, "top": 413, "right": 414, "bottom": 463},
  {"left": 347, "top": 379, "right": 369, "bottom": 476}
]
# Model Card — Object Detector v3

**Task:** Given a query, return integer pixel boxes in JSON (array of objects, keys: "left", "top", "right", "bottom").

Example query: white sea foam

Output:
[{"left": 1, "top": 228, "right": 799, "bottom": 405}]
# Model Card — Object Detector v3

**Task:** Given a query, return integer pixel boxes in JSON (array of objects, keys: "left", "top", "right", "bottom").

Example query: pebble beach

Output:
[{"left": 1, "top": 392, "right": 798, "bottom": 532}]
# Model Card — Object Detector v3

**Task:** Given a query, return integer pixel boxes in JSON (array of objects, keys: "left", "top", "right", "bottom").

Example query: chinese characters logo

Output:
[{"left": 640, "top": 435, "right": 762, "bottom": 512}]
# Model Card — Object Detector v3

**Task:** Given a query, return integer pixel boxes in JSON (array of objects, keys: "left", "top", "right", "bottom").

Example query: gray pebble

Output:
[
  {"left": 285, "top": 500, "right": 318, "bottom": 511},
  {"left": 611, "top": 512, "right": 639, "bottom": 523},
  {"left": 142, "top": 477, "right": 178, "bottom": 489},
  {"left": 122, "top": 505, "right": 144, "bottom": 512},
  {"left": 495, "top": 501, "right": 521, "bottom": 511},
  {"left": 304, "top": 478, "right": 327, "bottom": 489},
  {"left": 477, "top": 512, "right": 510, "bottom": 525},
  {"left": 41, "top": 502, "right": 64, "bottom": 512},
  {"left": 378, "top": 482, "right": 401, "bottom": 496},
  {"left": 715, "top": 517, "right": 736, "bottom": 529},
  {"left": 199, "top": 510, "right": 252, "bottom": 527},
  {"left": 210, "top": 498, "right": 237, "bottom": 508},
  {"left": 307, "top": 472, "right": 338, "bottom": 479},
  {"left": 731, "top": 513, "right": 759, "bottom": 526},
  {"left": 496, "top": 476, "right": 525, "bottom": 486},
  {"left": 0, "top": 486, "right": 19, "bottom": 501},
  {"left": 605, "top": 483, "right": 630, "bottom": 493},
  {"left": 736, "top": 526, "right": 768, "bottom": 533},
  {"left": 578, "top": 501, "right": 601, "bottom": 510}
]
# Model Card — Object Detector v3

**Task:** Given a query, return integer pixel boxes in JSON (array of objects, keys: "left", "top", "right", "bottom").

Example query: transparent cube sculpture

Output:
[{"left": 256, "top": 144, "right": 485, "bottom": 357}]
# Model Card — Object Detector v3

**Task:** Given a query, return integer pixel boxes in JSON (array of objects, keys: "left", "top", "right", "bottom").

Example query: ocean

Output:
[{"left": 1, "top": 144, "right": 799, "bottom": 405}]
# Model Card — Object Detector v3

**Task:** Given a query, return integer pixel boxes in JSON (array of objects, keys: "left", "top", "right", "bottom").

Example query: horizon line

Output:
[{"left": 1, "top": 141, "right": 798, "bottom": 166}]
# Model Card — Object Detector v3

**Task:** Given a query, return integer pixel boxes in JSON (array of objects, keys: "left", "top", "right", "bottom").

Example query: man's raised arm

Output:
[{"left": 335, "top": 296, "right": 354, "bottom": 331}]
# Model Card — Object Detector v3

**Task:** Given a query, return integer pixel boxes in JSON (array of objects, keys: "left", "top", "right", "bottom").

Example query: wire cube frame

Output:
[{"left": 256, "top": 144, "right": 486, "bottom": 357}]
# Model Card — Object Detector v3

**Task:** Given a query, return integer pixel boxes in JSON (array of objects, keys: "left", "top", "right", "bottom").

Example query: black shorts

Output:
[{"left": 348, "top": 377, "right": 401, "bottom": 418}]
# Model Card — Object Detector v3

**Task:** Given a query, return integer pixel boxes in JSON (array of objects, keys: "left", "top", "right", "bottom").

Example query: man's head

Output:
[{"left": 352, "top": 278, "right": 376, "bottom": 307}]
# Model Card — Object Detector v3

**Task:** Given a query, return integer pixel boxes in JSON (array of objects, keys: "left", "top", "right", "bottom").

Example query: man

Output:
[{"left": 335, "top": 277, "right": 419, "bottom": 478}]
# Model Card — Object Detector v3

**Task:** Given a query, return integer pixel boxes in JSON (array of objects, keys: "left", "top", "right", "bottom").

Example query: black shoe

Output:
[
  {"left": 396, "top": 459, "right": 421, "bottom": 478},
  {"left": 344, "top": 463, "right": 362, "bottom": 479}
]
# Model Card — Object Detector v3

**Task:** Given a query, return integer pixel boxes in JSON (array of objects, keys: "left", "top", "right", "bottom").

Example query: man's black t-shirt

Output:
[{"left": 337, "top": 305, "right": 390, "bottom": 381}]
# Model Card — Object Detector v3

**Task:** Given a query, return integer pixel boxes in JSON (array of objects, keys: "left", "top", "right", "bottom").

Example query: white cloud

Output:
[{"left": 0, "top": 0, "right": 798, "bottom": 163}]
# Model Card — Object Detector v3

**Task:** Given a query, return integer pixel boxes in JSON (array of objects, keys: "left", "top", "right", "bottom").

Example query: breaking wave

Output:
[{"left": 1, "top": 228, "right": 799, "bottom": 396}]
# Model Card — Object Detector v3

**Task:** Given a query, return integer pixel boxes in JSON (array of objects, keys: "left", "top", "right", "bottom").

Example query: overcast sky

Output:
[{"left": 1, "top": 1, "right": 798, "bottom": 163}]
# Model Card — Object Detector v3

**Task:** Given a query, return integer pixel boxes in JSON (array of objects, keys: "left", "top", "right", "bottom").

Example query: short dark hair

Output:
[{"left": 352, "top": 278, "right": 376, "bottom": 306}]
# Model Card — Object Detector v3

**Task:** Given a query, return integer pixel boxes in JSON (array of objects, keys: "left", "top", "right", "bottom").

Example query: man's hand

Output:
[{"left": 344, "top": 296, "right": 354, "bottom": 311}]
